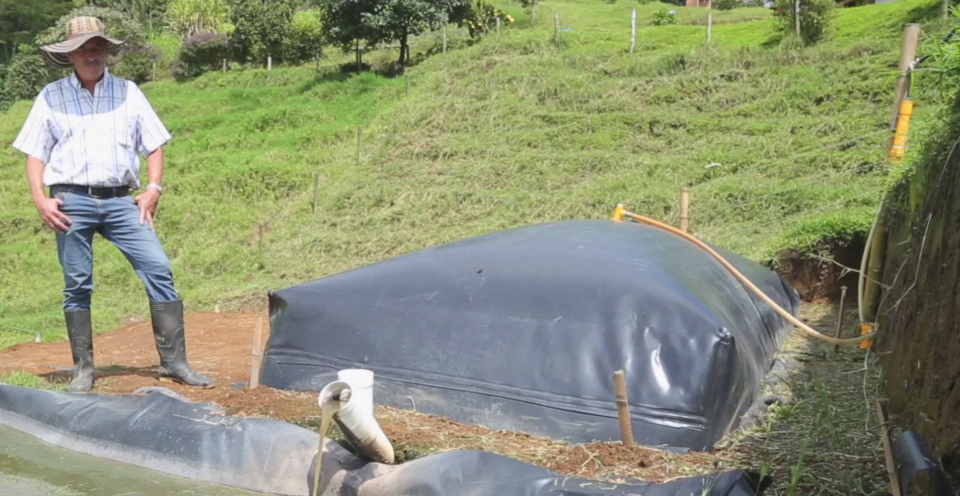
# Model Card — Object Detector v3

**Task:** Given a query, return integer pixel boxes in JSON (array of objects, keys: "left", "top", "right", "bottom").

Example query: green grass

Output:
[
  {"left": 0, "top": 0, "right": 952, "bottom": 346},
  {"left": 0, "top": 371, "right": 64, "bottom": 391}
]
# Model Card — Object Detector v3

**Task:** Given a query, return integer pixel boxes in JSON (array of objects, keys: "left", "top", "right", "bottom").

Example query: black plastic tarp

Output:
[
  {"left": 261, "top": 219, "right": 800, "bottom": 451},
  {"left": 0, "top": 384, "right": 771, "bottom": 496}
]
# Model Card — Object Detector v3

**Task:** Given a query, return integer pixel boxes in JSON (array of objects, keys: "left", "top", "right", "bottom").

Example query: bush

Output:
[
  {"left": 165, "top": 0, "right": 230, "bottom": 39},
  {"left": 282, "top": 9, "right": 322, "bottom": 65},
  {"left": 2, "top": 45, "right": 55, "bottom": 106},
  {"left": 773, "top": 0, "right": 835, "bottom": 45},
  {"left": 172, "top": 32, "right": 230, "bottom": 81},
  {"left": 714, "top": 0, "right": 745, "bottom": 10},
  {"left": 111, "top": 44, "right": 164, "bottom": 83},
  {"left": 651, "top": 8, "right": 678, "bottom": 26},
  {"left": 457, "top": 0, "right": 514, "bottom": 39},
  {"left": 230, "top": 0, "right": 293, "bottom": 65}
]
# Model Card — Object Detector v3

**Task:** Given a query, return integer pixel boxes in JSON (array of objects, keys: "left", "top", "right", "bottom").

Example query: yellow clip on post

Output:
[
  {"left": 888, "top": 98, "right": 913, "bottom": 162},
  {"left": 613, "top": 204, "right": 875, "bottom": 347}
]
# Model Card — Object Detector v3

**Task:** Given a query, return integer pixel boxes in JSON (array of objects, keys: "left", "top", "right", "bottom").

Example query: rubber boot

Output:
[
  {"left": 149, "top": 299, "right": 214, "bottom": 388},
  {"left": 64, "top": 309, "right": 95, "bottom": 393}
]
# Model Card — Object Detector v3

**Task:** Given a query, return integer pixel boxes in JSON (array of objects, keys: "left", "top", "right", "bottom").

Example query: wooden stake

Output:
[
  {"left": 267, "top": 56, "right": 272, "bottom": 71},
  {"left": 613, "top": 370, "right": 634, "bottom": 445},
  {"left": 795, "top": 0, "right": 801, "bottom": 38},
  {"left": 630, "top": 10, "right": 636, "bottom": 54},
  {"left": 834, "top": 286, "right": 847, "bottom": 353},
  {"left": 707, "top": 12, "right": 713, "bottom": 43},
  {"left": 890, "top": 24, "right": 920, "bottom": 131},
  {"left": 250, "top": 315, "right": 264, "bottom": 389},
  {"left": 875, "top": 399, "right": 902, "bottom": 496},
  {"left": 222, "top": 58, "right": 226, "bottom": 73},
  {"left": 554, "top": 13, "right": 560, "bottom": 46},
  {"left": 356, "top": 125, "right": 362, "bottom": 166},
  {"left": 152, "top": 62, "right": 157, "bottom": 81},
  {"left": 680, "top": 187, "right": 690, "bottom": 233},
  {"left": 312, "top": 171, "right": 320, "bottom": 213},
  {"left": 443, "top": 28, "right": 447, "bottom": 53},
  {"left": 497, "top": 17, "right": 501, "bottom": 36}
]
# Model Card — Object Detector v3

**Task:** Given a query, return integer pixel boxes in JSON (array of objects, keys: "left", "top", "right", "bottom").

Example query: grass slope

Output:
[{"left": 0, "top": 0, "right": 949, "bottom": 347}]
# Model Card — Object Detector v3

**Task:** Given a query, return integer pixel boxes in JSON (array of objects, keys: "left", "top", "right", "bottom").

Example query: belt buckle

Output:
[{"left": 86, "top": 186, "right": 103, "bottom": 199}]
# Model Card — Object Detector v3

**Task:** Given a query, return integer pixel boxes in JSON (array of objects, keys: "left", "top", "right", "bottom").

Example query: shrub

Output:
[
  {"left": 230, "top": 0, "right": 293, "bottom": 65},
  {"left": 2, "top": 45, "right": 55, "bottom": 105},
  {"left": 651, "top": 8, "right": 678, "bottom": 26},
  {"left": 283, "top": 9, "right": 323, "bottom": 65},
  {"left": 773, "top": 0, "right": 835, "bottom": 45},
  {"left": 457, "top": 0, "right": 513, "bottom": 39},
  {"left": 165, "top": 0, "right": 230, "bottom": 39},
  {"left": 173, "top": 32, "right": 230, "bottom": 81},
  {"left": 110, "top": 44, "right": 164, "bottom": 84},
  {"left": 714, "top": 0, "right": 745, "bottom": 10}
]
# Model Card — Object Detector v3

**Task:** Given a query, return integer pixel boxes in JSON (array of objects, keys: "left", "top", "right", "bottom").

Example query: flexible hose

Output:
[
  {"left": 617, "top": 208, "right": 874, "bottom": 346},
  {"left": 859, "top": 198, "right": 883, "bottom": 323}
]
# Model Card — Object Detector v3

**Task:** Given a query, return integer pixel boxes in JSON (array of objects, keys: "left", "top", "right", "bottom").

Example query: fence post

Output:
[
  {"left": 795, "top": 0, "right": 801, "bottom": 38},
  {"left": 889, "top": 24, "right": 920, "bottom": 131},
  {"left": 680, "top": 187, "right": 690, "bottom": 233},
  {"left": 630, "top": 10, "right": 636, "bottom": 53},
  {"left": 554, "top": 13, "right": 560, "bottom": 46}
]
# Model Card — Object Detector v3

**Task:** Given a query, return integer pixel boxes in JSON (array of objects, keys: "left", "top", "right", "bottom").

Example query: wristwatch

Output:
[{"left": 146, "top": 183, "right": 163, "bottom": 194}]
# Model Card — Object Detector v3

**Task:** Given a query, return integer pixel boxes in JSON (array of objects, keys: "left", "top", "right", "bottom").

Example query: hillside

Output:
[{"left": 0, "top": 0, "right": 949, "bottom": 347}]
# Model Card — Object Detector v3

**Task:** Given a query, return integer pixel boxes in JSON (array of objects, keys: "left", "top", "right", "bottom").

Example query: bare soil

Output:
[{"left": 0, "top": 304, "right": 892, "bottom": 492}]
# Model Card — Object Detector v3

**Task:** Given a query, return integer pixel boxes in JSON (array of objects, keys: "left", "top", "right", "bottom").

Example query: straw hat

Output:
[{"left": 40, "top": 16, "right": 125, "bottom": 69}]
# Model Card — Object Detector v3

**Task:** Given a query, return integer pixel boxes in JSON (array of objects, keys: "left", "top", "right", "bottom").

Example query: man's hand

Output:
[
  {"left": 34, "top": 196, "right": 71, "bottom": 233},
  {"left": 134, "top": 188, "right": 161, "bottom": 231}
]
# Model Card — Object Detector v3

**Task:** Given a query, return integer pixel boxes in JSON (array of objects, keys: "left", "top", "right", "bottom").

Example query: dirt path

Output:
[{"left": 0, "top": 304, "right": 890, "bottom": 492}]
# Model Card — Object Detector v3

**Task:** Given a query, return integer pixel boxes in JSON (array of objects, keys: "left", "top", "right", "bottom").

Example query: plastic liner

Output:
[
  {"left": 262, "top": 219, "right": 800, "bottom": 451},
  {"left": 892, "top": 431, "right": 956, "bottom": 496},
  {"left": 0, "top": 384, "right": 771, "bottom": 496}
]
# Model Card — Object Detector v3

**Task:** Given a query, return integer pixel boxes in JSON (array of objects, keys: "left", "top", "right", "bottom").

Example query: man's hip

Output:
[{"left": 49, "top": 184, "right": 131, "bottom": 200}]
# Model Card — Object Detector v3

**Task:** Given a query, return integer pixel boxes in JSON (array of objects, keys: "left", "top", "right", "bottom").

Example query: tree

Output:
[
  {"left": 230, "top": 0, "right": 294, "bottom": 65},
  {"left": 319, "top": 0, "right": 468, "bottom": 68},
  {"left": 0, "top": 0, "right": 74, "bottom": 64}
]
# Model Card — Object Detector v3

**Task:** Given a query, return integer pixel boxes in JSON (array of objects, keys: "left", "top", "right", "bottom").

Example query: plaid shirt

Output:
[{"left": 12, "top": 68, "right": 171, "bottom": 188}]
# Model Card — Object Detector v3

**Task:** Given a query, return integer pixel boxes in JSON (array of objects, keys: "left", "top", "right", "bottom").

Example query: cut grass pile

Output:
[{"left": 0, "top": 0, "right": 951, "bottom": 348}]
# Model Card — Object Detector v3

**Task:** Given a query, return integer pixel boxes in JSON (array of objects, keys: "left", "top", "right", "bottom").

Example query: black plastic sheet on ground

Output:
[
  {"left": 261, "top": 219, "right": 800, "bottom": 451},
  {"left": 0, "top": 384, "right": 771, "bottom": 496}
]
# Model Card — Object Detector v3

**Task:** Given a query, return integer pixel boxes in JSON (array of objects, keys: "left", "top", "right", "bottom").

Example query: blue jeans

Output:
[{"left": 52, "top": 190, "right": 179, "bottom": 311}]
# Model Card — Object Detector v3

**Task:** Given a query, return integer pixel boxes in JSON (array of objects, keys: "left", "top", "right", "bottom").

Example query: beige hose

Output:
[{"left": 614, "top": 205, "right": 875, "bottom": 346}]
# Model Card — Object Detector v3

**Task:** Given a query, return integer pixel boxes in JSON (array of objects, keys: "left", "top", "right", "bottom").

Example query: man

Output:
[{"left": 12, "top": 17, "right": 213, "bottom": 392}]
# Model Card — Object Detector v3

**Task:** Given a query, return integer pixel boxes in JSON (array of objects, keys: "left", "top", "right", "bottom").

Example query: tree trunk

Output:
[{"left": 399, "top": 31, "right": 409, "bottom": 67}]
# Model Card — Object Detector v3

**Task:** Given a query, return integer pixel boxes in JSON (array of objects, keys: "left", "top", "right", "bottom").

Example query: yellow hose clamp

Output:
[
  {"left": 612, "top": 203, "right": 626, "bottom": 222},
  {"left": 859, "top": 322, "right": 875, "bottom": 350}
]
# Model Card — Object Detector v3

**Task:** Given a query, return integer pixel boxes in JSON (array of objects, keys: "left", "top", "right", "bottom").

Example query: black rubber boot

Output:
[
  {"left": 64, "top": 309, "right": 95, "bottom": 393},
  {"left": 149, "top": 299, "right": 214, "bottom": 388}
]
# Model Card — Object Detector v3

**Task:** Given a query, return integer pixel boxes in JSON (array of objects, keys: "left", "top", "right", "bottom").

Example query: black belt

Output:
[{"left": 50, "top": 184, "right": 131, "bottom": 199}]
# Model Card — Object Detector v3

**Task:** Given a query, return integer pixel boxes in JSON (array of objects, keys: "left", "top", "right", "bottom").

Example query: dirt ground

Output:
[{"left": 0, "top": 305, "right": 891, "bottom": 492}]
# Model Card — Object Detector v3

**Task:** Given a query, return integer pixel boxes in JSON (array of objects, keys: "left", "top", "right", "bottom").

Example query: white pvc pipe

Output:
[{"left": 318, "top": 369, "right": 394, "bottom": 464}]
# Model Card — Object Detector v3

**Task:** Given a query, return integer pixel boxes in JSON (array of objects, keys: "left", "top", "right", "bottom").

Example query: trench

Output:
[
  {"left": 768, "top": 233, "right": 867, "bottom": 303},
  {"left": 0, "top": 424, "right": 276, "bottom": 496}
]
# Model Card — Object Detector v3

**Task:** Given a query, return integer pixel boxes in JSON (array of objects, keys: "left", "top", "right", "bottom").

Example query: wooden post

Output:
[
  {"left": 222, "top": 58, "right": 226, "bottom": 73},
  {"left": 630, "top": 10, "right": 636, "bottom": 54},
  {"left": 680, "top": 187, "right": 690, "bottom": 233},
  {"left": 267, "top": 56, "right": 272, "bottom": 71},
  {"left": 497, "top": 17, "right": 501, "bottom": 36},
  {"left": 356, "top": 125, "right": 362, "bottom": 166},
  {"left": 833, "top": 286, "right": 847, "bottom": 353},
  {"left": 707, "top": 0, "right": 713, "bottom": 44},
  {"left": 554, "top": 13, "right": 560, "bottom": 46},
  {"left": 613, "top": 370, "right": 634, "bottom": 445},
  {"left": 443, "top": 27, "right": 447, "bottom": 53},
  {"left": 250, "top": 315, "right": 264, "bottom": 389},
  {"left": 875, "top": 400, "right": 903, "bottom": 496},
  {"left": 312, "top": 171, "right": 320, "bottom": 213},
  {"left": 795, "top": 0, "right": 801, "bottom": 38},
  {"left": 890, "top": 24, "right": 920, "bottom": 131}
]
